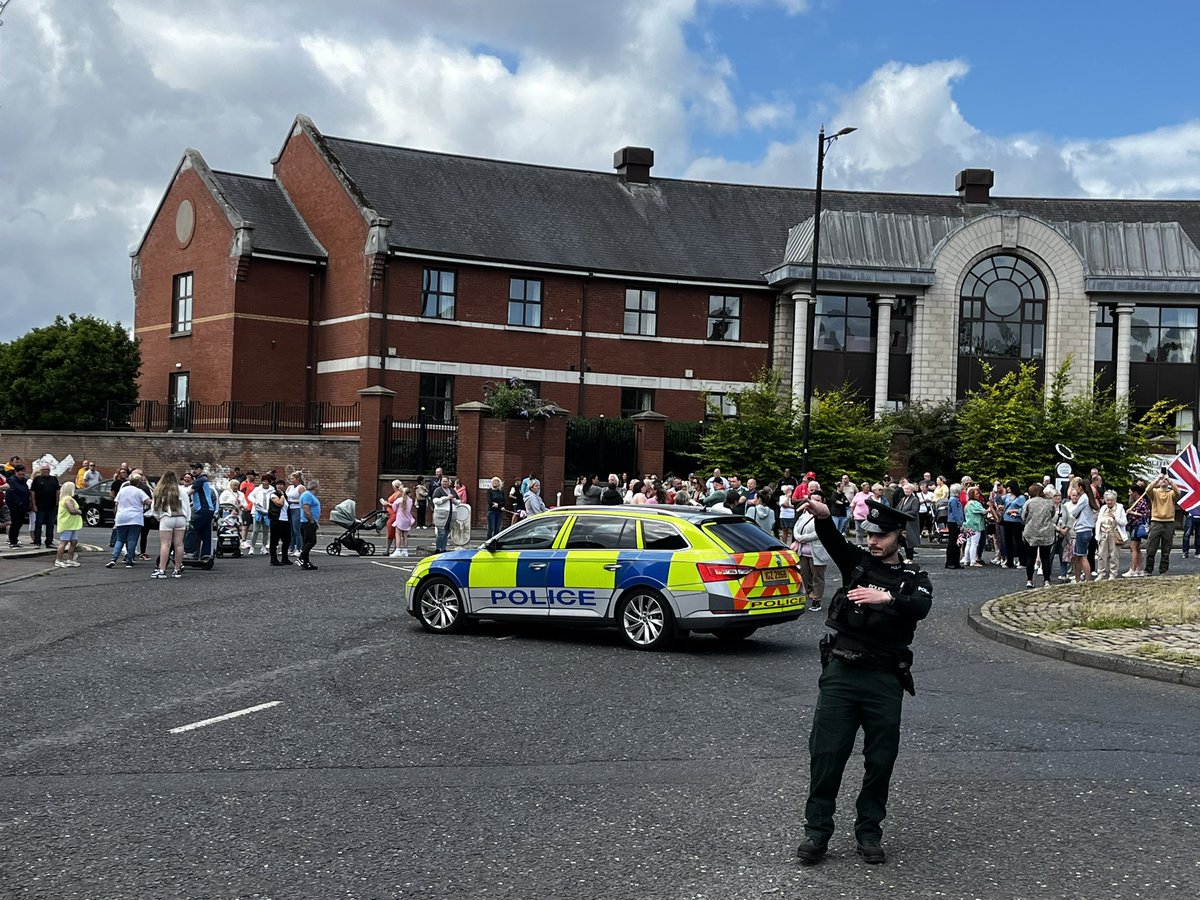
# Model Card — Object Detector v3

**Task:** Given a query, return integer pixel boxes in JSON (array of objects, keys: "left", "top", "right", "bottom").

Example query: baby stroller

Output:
[
  {"left": 214, "top": 503, "right": 242, "bottom": 558},
  {"left": 933, "top": 498, "right": 950, "bottom": 544},
  {"left": 325, "top": 499, "right": 387, "bottom": 556}
]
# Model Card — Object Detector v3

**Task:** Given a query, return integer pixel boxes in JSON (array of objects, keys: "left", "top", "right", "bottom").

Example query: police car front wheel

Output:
[
  {"left": 416, "top": 577, "right": 465, "bottom": 634},
  {"left": 618, "top": 589, "right": 674, "bottom": 651}
]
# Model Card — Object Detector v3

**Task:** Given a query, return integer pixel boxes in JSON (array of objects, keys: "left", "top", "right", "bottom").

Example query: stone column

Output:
[
  {"left": 1114, "top": 301, "right": 1135, "bottom": 404},
  {"left": 356, "top": 385, "right": 396, "bottom": 516},
  {"left": 772, "top": 293, "right": 797, "bottom": 389},
  {"left": 790, "top": 289, "right": 813, "bottom": 400},
  {"left": 874, "top": 295, "right": 896, "bottom": 415},
  {"left": 632, "top": 410, "right": 667, "bottom": 481}
]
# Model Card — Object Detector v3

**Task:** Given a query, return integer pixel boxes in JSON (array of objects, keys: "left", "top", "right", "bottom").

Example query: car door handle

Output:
[
  {"left": 529, "top": 562, "right": 548, "bottom": 570},
  {"left": 603, "top": 563, "right": 623, "bottom": 571}
]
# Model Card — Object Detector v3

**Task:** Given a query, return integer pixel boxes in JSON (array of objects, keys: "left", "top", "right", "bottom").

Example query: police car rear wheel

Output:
[
  {"left": 714, "top": 626, "right": 757, "bottom": 642},
  {"left": 416, "top": 577, "right": 465, "bottom": 634},
  {"left": 618, "top": 589, "right": 674, "bottom": 651}
]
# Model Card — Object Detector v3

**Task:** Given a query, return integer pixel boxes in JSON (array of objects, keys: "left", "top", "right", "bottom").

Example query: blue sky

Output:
[{"left": 3, "top": 0, "right": 1200, "bottom": 341}]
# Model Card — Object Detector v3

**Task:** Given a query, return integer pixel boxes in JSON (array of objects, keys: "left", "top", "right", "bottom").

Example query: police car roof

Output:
[{"left": 550, "top": 505, "right": 743, "bottom": 525}]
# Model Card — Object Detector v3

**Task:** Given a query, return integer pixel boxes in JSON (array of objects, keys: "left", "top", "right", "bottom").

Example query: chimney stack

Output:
[
  {"left": 955, "top": 168, "right": 994, "bottom": 204},
  {"left": 614, "top": 146, "right": 654, "bottom": 184}
]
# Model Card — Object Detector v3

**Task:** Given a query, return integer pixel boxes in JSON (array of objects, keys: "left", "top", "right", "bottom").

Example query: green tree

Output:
[
  {"left": 807, "top": 384, "right": 893, "bottom": 484},
  {"left": 881, "top": 399, "right": 960, "bottom": 479},
  {"left": 955, "top": 362, "right": 1046, "bottom": 483},
  {"left": 0, "top": 315, "right": 141, "bottom": 429},
  {"left": 700, "top": 369, "right": 799, "bottom": 478}
]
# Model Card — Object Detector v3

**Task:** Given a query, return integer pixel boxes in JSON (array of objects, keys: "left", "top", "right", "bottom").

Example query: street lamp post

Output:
[{"left": 800, "top": 125, "right": 856, "bottom": 472}]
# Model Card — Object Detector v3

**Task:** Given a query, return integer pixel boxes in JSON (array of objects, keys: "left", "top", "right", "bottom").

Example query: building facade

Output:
[{"left": 133, "top": 117, "right": 1200, "bottom": 451}]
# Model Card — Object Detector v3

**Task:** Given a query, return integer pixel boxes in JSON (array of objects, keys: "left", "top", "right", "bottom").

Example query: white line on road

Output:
[
  {"left": 371, "top": 561, "right": 414, "bottom": 571},
  {"left": 168, "top": 701, "right": 282, "bottom": 734}
]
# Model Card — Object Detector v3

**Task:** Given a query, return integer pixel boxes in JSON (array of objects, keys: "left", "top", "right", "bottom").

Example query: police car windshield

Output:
[{"left": 703, "top": 518, "right": 788, "bottom": 553}]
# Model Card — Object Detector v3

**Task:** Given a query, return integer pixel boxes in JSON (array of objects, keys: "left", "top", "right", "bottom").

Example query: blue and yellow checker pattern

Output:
[{"left": 404, "top": 507, "right": 807, "bottom": 630}]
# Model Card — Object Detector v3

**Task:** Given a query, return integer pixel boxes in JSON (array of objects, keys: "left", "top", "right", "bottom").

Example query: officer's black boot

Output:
[
  {"left": 856, "top": 838, "right": 886, "bottom": 864},
  {"left": 796, "top": 836, "right": 828, "bottom": 864}
]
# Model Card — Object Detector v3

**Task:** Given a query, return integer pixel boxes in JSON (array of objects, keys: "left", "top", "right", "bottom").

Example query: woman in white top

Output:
[
  {"left": 150, "top": 470, "right": 190, "bottom": 578},
  {"left": 109, "top": 473, "right": 150, "bottom": 568},
  {"left": 1094, "top": 489, "right": 1128, "bottom": 580},
  {"left": 793, "top": 492, "right": 831, "bottom": 612}
]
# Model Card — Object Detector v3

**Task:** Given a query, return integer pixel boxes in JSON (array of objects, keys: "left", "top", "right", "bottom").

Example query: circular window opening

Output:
[
  {"left": 985, "top": 279, "right": 1021, "bottom": 317},
  {"left": 175, "top": 199, "right": 195, "bottom": 247}
]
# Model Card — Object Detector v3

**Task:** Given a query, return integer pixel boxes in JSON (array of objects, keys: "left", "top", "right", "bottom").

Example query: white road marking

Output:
[
  {"left": 168, "top": 701, "right": 281, "bottom": 734},
  {"left": 495, "top": 635, "right": 516, "bottom": 641},
  {"left": 371, "top": 561, "right": 414, "bottom": 571}
]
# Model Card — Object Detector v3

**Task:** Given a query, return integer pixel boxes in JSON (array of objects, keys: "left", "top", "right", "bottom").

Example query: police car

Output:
[{"left": 404, "top": 505, "right": 806, "bottom": 650}]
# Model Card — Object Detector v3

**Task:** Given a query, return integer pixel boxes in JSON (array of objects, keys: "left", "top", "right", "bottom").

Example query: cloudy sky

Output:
[{"left": 4, "top": 0, "right": 1200, "bottom": 342}]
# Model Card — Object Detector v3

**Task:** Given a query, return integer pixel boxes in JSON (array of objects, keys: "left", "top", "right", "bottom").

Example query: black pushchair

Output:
[
  {"left": 933, "top": 499, "right": 950, "bottom": 544},
  {"left": 325, "top": 499, "right": 387, "bottom": 556},
  {"left": 214, "top": 503, "right": 242, "bottom": 558}
]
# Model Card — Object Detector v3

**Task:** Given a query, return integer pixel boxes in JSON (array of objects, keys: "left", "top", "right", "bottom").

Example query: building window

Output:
[
  {"left": 958, "top": 254, "right": 1046, "bottom": 359},
  {"left": 1095, "top": 305, "right": 1114, "bottom": 363},
  {"left": 422, "top": 268, "right": 456, "bottom": 319},
  {"left": 172, "top": 273, "right": 193, "bottom": 334},
  {"left": 705, "top": 392, "right": 737, "bottom": 418},
  {"left": 707, "top": 295, "right": 741, "bottom": 341},
  {"left": 508, "top": 277, "right": 543, "bottom": 327},
  {"left": 1130, "top": 305, "right": 1198, "bottom": 363},
  {"left": 419, "top": 374, "right": 454, "bottom": 423},
  {"left": 624, "top": 288, "right": 657, "bottom": 336},
  {"left": 889, "top": 297, "right": 914, "bottom": 354},
  {"left": 814, "top": 295, "right": 872, "bottom": 353},
  {"left": 620, "top": 387, "right": 654, "bottom": 417}
]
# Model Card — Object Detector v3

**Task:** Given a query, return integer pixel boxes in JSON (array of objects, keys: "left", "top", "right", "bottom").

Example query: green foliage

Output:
[
  {"left": 880, "top": 400, "right": 960, "bottom": 479},
  {"left": 807, "top": 384, "right": 893, "bottom": 484},
  {"left": 956, "top": 358, "right": 1183, "bottom": 485},
  {"left": 700, "top": 369, "right": 799, "bottom": 477},
  {"left": 0, "top": 315, "right": 141, "bottom": 430},
  {"left": 483, "top": 378, "right": 556, "bottom": 419}
]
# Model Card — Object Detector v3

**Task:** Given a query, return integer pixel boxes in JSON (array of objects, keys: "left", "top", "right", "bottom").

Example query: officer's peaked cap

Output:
[{"left": 862, "top": 498, "right": 914, "bottom": 533}]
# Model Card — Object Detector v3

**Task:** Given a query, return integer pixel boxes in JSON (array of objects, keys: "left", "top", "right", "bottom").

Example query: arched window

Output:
[{"left": 957, "top": 254, "right": 1047, "bottom": 396}]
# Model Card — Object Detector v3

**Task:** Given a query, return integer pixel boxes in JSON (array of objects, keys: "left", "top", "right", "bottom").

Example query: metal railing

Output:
[
  {"left": 105, "top": 400, "right": 360, "bottom": 435},
  {"left": 382, "top": 414, "right": 458, "bottom": 474}
]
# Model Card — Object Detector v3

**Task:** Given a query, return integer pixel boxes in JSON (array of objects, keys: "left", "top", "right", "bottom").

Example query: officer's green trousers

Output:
[{"left": 804, "top": 658, "right": 903, "bottom": 843}]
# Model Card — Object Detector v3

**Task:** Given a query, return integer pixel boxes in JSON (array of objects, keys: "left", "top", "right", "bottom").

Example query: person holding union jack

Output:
[{"left": 1143, "top": 473, "right": 1181, "bottom": 576}]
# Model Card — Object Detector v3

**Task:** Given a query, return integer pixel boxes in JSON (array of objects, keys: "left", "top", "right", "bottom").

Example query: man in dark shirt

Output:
[
  {"left": 726, "top": 475, "right": 748, "bottom": 517},
  {"left": 30, "top": 463, "right": 61, "bottom": 548},
  {"left": 795, "top": 497, "right": 933, "bottom": 866}
]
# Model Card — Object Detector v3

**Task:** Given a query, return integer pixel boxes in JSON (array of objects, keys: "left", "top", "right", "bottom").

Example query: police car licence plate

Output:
[{"left": 761, "top": 568, "right": 789, "bottom": 584}]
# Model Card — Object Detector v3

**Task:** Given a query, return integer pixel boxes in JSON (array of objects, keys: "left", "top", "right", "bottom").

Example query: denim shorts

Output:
[
  {"left": 1073, "top": 528, "right": 1094, "bottom": 556},
  {"left": 58, "top": 529, "right": 79, "bottom": 542}
]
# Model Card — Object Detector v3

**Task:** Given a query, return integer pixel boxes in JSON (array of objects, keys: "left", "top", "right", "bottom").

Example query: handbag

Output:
[{"left": 1132, "top": 523, "right": 1148, "bottom": 541}]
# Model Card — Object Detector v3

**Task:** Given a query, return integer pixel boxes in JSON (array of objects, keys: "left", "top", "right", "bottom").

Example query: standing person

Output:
[
  {"left": 794, "top": 496, "right": 932, "bottom": 866},
  {"left": 74, "top": 459, "right": 90, "bottom": 489},
  {"left": 267, "top": 478, "right": 292, "bottom": 566},
  {"left": 188, "top": 463, "right": 218, "bottom": 559},
  {"left": 107, "top": 473, "right": 150, "bottom": 568},
  {"left": 30, "top": 463, "right": 61, "bottom": 548},
  {"left": 1066, "top": 479, "right": 1098, "bottom": 583},
  {"left": 1180, "top": 500, "right": 1200, "bottom": 559},
  {"left": 1094, "top": 489, "right": 1128, "bottom": 580},
  {"left": 150, "top": 471, "right": 189, "bottom": 578},
  {"left": 414, "top": 479, "right": 430, "bottom": 530},
  {"left": 944, "top": 484, "right": 964, "bottom": 569},
  {"left": 431, "top": 475, "right": 456, "bottom": 553},
  {"left": 1000, "top": 481, "right": 1027, "bottom": 569},
  {"left": 579, "top": 474, "right": 603, "bottom": 505},
  {"left": 828, "top": 485, "right": 849, "bottom": 535},
  {"left": 1124, "top": 484, "right": 1150, "bottom": 577},
  {"left": 389, "top": 487, "right": 414, "bottom": 557},
  {"left": 247, "top": 474, "right": 272, "bottom": 555},
  {"left": 600, "top": 474, "right": 624, "bottom": 505},
  {"left": 286, "top": 472, "right": 305, "bottom": 561},
  {"left": 298, "top": 479, "right": 321, "bottom": 570},
  {"left": 1051, "top": 488, "right": 1076, "bottom": 582},
  {"left": 850, "top": 482, "right": 872, "bottom": 544},
  {"left": 1021, "top": 483, "right": 1057, "bottom": 588},
  {"left": 381, "top": 479, "right": 403, "bottom": 554},
  {"left": 82, "top": 461, "right": 101, "bottom": 489},
  {"left": 5, "top": 467, "right": 31, "bottom": 548},
  {"left": 777, "top": 487, "right": 796, "bottom": 542},
  {"left": 792, "top": 493, "right": 830, "bottom": 612},
  {"left": 1142, "top": 472, "right": 1180, "bottom": 576},
  {"left": 454, "top": 477, "right": 468, "bottom": 503},
  {"left": 54, "top": 483, "right": 84, "bottom": 568},
  {"left": 895, "top": 482, "right": 921, "bottom": 562},
  {"left": 963, "top": 486, "right": 987, "bottom": 567},
  {"left": 485, "top": 477, "right": 506, "bottom": 539},
  {"left": 524, "top": 479, "right": 548, "bottom": 517}
]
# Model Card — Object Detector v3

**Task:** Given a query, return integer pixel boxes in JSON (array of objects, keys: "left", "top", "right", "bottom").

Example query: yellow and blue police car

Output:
[{"left": 404, "top": 505, "right": 806, "bottom": 650}]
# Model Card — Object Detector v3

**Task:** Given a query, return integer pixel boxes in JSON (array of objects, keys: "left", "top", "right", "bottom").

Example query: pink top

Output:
[
  {"left": 392, "top": 496, "right": 414, "bottom": 532},
  {"left": 851, "top": 490, "right": 872, "bottom": 521}
]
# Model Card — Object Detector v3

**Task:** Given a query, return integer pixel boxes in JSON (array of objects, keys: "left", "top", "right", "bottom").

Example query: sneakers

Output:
[
  {"left": 390, "top": 549, "right": 404, "bottom": 558},
  {"left": 124, "top": 561, "right": 135, "bottom": 568},
  {"left": 796, "top": 837, "right": 828, "bottom": 864},
  {"left": 856, "top": 839, "right": 886, "bottom": 864},
  {"left": 54, "top": 560, "right": 69, "bottom": 568},
  {"left": 246, "top": 547, "right": 255, "bottom": 556},
  {"left": 172, "top": 569, "right": 183, "bottom": 578},
  {"left": 808, "top": 601, "right": 822, "bottom": 612},
  {"left": 65, "top": 559, "right": 80, "bottom": 567},
  {"left": 105, "top": 560, "right": 115, "bottom": 568},
  {"left": 300, "top": 562, "right": 318, "bottom": 570},
  {"left": 1026, "top": 581, "right": 1034, "bottom": 589},
  {"left": 151, "top": 569, "right": 167, "bottom": 578}
]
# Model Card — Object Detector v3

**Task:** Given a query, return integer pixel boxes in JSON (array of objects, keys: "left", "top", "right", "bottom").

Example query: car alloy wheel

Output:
[
  {"left": 618, "top": 589, "right": 674, "bottom": 651},
  {"left": 84, "top": 506, "right": 101, "bottom": 527},
  {"left": 416, "top": 578, "right": 465, "bottom": 634}
]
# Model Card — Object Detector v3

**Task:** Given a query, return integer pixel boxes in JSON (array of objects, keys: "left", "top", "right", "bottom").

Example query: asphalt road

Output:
[{"left": 2, "top": 532, "right": 1198, "bottom": 899}]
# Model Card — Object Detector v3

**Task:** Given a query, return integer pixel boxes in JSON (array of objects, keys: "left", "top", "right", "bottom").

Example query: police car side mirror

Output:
[{"left": 481, "top": 538, "right": 496, "bottom": 552}]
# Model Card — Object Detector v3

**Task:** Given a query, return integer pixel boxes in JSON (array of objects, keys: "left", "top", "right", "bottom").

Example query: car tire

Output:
[
  {"left": 84, "top": 506, "right": 101, "bottom": 527},
  {"left": 714, "top": 627, "right": 757, "bottom": 642},
  {"left": 617, "top": 589, "right": 674, "bottom": 651},
  {"left": 326, "top": 542, "right": 341, "bottom": 556},
  {"left": 415, "top": 577, "right": 465, "bottom": 634}
]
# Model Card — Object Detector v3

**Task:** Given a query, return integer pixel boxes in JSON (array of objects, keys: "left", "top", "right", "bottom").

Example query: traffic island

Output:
[{"left": 968, "top": 576, "right": 1200, "bottom": 687}]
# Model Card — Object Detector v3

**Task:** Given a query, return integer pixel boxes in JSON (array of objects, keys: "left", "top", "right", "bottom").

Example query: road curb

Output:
[
  {"left": 0, "top": 566, "right": 57, "bottom": 586},
  {"left": 968, "top": 600, "right": 1200, "bottom": 688}
]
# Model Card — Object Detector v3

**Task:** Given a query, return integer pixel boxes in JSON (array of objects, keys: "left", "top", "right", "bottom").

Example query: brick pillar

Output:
[
  {"left": 455, "top": 401, "right": 489, "bottom": 526},
  {"left": 632, "top": 409, "right": 667, "bottom": 479},
  {"left": 357, "top": 385, "right": 396, "bottom": 515},
  {"left": 542, "top": 410, "right": 569, "bottom": 507}
]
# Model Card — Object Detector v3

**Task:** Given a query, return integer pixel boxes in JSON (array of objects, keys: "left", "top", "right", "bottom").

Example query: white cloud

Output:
[{"left": 1063, "top": 123, "right": 1200, "bottom": 199}]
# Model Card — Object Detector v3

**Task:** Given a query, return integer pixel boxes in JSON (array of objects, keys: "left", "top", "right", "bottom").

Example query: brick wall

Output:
[{"left": 1, "top": 431, "right": 358, "bottom": 520}]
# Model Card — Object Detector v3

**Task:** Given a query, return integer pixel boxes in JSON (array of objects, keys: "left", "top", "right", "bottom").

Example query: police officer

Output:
[{"left": 795, "top": 496, "right": 932, "bottom": 865}]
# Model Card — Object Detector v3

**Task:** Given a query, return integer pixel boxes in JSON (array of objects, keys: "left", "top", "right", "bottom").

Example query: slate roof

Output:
[
  {"left": 211, "top": 172, "right": 326, "bottom": 260},
  {"left": 303, "top": 131, "right": 1200, "bottom": 285}
]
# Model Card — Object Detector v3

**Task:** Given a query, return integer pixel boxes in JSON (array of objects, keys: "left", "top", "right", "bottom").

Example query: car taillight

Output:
[{"left": 697, "top": 562, "right": 756, "bottom": 582}]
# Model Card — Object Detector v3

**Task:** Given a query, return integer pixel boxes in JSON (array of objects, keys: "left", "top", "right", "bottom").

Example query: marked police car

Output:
[{"left": 404, "top": 505, "right": 806, "bottom": 650}]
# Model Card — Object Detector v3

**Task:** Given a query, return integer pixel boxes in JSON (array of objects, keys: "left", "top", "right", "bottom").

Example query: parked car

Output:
[{"left": 77, "top": 478, "right": 157, "bottom": 527}]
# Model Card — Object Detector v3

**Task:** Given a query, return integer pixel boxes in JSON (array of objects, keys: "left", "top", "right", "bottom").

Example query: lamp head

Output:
[{"left": 834, "top": 126, "right": 857, "bottom": 137}]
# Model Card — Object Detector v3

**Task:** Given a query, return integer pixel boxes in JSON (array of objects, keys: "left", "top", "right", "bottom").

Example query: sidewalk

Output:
[{"left": 0, "top": 543, "right": 60, "bottom": 585}]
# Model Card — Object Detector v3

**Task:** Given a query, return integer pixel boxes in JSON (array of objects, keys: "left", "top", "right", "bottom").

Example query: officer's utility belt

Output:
[{"left": 830, "top": 648, "right": 900, "bottom": 671}]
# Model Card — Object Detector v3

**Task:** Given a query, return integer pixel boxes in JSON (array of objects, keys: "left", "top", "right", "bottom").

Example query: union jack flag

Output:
[{"left": 1166, "top": 443, "right": 1200, "bottom": 512}]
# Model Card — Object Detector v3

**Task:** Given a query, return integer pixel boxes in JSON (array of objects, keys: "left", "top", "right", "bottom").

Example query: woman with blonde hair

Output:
[
  {"left": 485, "top": 476, "right": 506, "bottom": 539},
  {"left": 54, "top": 482, "right": 84, "bottom": 568},
  {"left": 151, "top": 470, "right": 190, "bottom": 578},
  {"left": 1066, "top": 476, "right": 1100, "bottom": 583},
  {"left": 389, "top": 484, "right": 414, "bottom": 557},
  {"left": 381, "top": 479, "right": 403, "bottom": 554}
]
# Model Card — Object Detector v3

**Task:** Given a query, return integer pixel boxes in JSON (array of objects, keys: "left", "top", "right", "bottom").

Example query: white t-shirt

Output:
[
  {"left": 151, "top": 486, "right": 191, "bottom": 520},
  {"left": 114, "top": 483, "right": 148, "bottom": 526}
]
